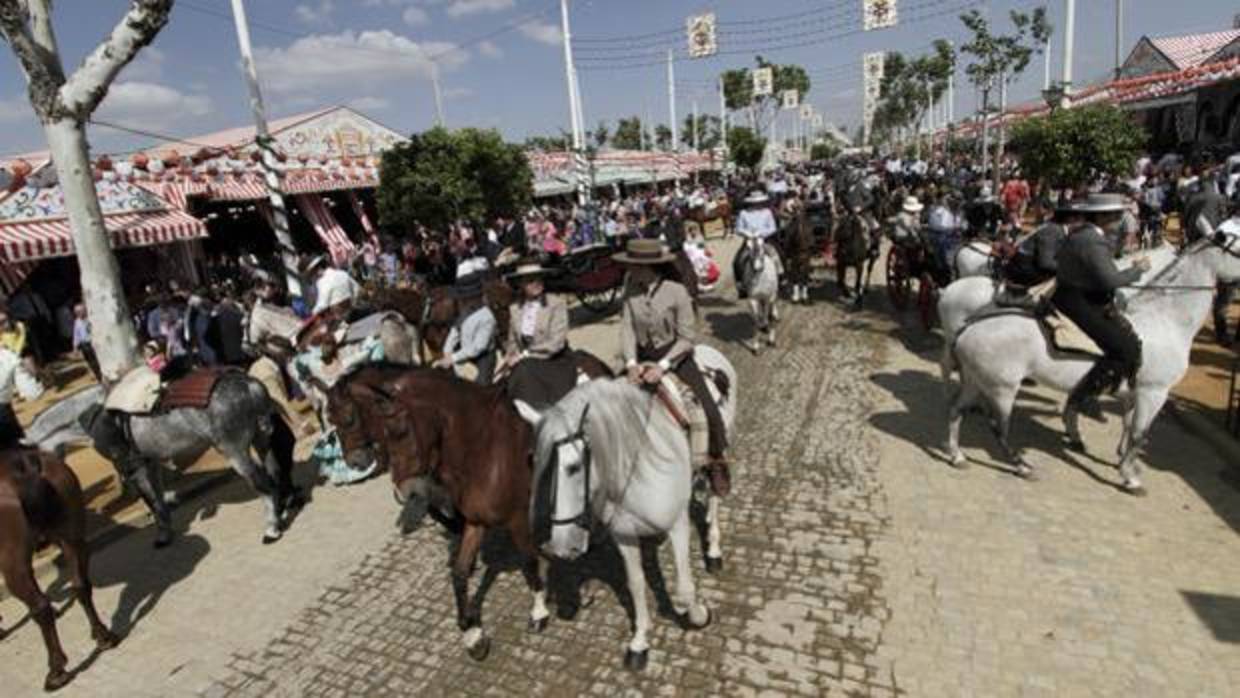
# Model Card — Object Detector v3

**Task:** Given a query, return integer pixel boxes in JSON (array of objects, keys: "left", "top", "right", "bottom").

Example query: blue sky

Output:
[{"left": 0, "top": 0, "right": 1236, "bottom": 156}]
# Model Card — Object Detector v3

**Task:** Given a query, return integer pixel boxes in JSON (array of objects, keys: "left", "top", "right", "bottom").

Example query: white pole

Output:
[
  {"left": 1115, "top": 0, "right": 1124, "bottom": 80},
  {"left": 667, "top": 50, "right": 678, "bottom": 152},
  {"left": 431, "top": 61, "right": 446, "bottom": 127},
  {"left": 229, "top": 0, "right": 301, "bottom": 297},
  {"left": 1062, "top": 0, "right": 1076, "bottom": 101},
  {"left": 559, "top": 0, "right": 587, "bottom": 204},
  {"left": 1043, "top": 36, "right": 1051, "bottom": 91}
]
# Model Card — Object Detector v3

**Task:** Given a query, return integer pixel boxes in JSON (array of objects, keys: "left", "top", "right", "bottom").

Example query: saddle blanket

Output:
[
  {"left": 657, "top": 366, "right": 723, "bottom": 468},
  {"left": 103, "top": 366, "right": 162, "bottom": 414},
  {"left": 161, "top": 367, "right": 237, "bottom": 411},
  {"left": 104, "top": 366, "right": 237, "bottom": 415}
]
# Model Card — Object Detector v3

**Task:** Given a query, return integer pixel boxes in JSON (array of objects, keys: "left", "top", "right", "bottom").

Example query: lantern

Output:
[
  {"left": 10, "top": 158, "right": 33, "bottom": 178},
  {"left": 96, "top": 155, "right": 113, "bottom": 171},
  {"left": 131, "top": 152, "right": 150, "bottom": 169},
  {"left": 163, "top": 149, "right": 181, "bottom": 167}
]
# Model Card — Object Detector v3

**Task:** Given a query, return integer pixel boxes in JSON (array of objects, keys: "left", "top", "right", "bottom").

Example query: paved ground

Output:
[{"left": 2, "top": 238, "right": 1238, "bottom": 697}]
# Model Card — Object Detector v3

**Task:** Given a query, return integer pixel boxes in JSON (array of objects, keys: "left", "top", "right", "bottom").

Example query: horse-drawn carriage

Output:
[
  {"left": 886, "top": 236, "right": 951, "bottom": 330},
  {"left": 538, "top": 243, "right": 627, "bottom": 314}
]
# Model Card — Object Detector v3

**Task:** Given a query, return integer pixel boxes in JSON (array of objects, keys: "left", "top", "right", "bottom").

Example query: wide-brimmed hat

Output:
[
  {"left": 507, "top": 262, "right": 554, "bottom": 281},
  {"left": 302, "top": 255, "right": 327, "bottom": 274},
  {"left": 902, "top": 196, "right": 924, "bottom": 214},
  {"left": 613, "top": 238, "right": 676, "bottom": 265},
  {"left": 1074, "top": 193, "right": 1127, "bottom": 214},
  {"left": 452, "top": 272, "right": 486, "bottom": 299},
  {"left": 743, "top": 190, "right": 769, "bottom": 205}
]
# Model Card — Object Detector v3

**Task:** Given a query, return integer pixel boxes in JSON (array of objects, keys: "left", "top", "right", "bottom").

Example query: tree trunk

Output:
[
  {"left": 979, "top": 89, "right": 991, "bottom": 186},
  {"left": 44, "top": 117, "right": 139, "bottom": 384},
  {"left": 994, "top": 71, "right": 1008, "bottom": 196}
]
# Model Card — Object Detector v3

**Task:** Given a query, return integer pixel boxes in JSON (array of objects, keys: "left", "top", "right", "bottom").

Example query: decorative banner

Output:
[
  {"left": 687, "top": 12, "right": 718, "bottom": 58},
  {"left": 862, "top": 51, "right": 886, "bottom": 143},
  {"left": 752, "top": 67, "right": 774, "bottom": 97},
  {"left": 782, "top": 89, "right": 799, "bottom": 110},
  {"left": 862, "top": 0, "right": 898, "bottom": 32},
  {"left": 800, "top": 104, "right": 814, "bottom": 120}
]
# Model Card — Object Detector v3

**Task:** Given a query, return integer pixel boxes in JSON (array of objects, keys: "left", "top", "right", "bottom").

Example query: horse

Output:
[
  {"left": 946, "top": 230, "right": 1240, "bottom": 493},
  {"left": 779, "top": 211, "right": 816, "bottom": 304},
  {"left": 833, "top": 211, "right": 879, "bottom": 308},
  {"left": 319, "top": 365, "right": 544, "bottom": 662},
  {"left": 514, "top": 344, "right": 738, "bottom": 670},
  {"left": 686, "top": 199, "right": 732, "bottom": 237},
  {"left": 0, "top": 447, "right": 119, "bottom": 691},
  {"left": 27, "top": 372, "right": 297, "bottom": 546},
  {"left": 953, "top": 240, "right": 996, "bottom": 279},
  {"left": 407, "top": 278, "right": 514, "bottom": 361},
  {"left": 737, "top": 235, "right": 781, "bottom": 354}
]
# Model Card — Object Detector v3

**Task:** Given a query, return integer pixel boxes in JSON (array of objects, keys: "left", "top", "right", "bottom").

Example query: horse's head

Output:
[
  {"left": 321, "top": 372, "right": 397, "bottom": 476},
  {"left": 515, "top": 400, "right": 593, "bottom": 561},
  {"left": 1203, "top": 225, "right": 1240, "bottom": 283}
]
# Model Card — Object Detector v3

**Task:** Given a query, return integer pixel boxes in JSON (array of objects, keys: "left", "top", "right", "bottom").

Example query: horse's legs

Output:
[
  {"left": 704, "top": 491, "right": 724, "bottom": 573},
  {"left": 128, "top": 462, "right": 174, "bottom": 548},
  {"left": 615, "top": 536, "right": 651, "bottom": 670},
  {"left": 508, "top": 516, "right": 549, "bottom": 632},
  {"left": 947, "top": 379, "right": 980, "bottom": 467},
  {"left": 1063, "top": 403, "right": 1086, "bottom": 452},
  {"left": 1117, "top": 390, "right": 1166, "bottom": 495},
  {"left": 452, "top": 522, "right": 490, "bottom": 660},
  {"left": 746, "top": 299, "right": 762, "bottom": 354},
  {"left": 668, "top": 512, "right": 711, "bottom": 629},
  {"left": 0, "top": 552, "right": 70, "bottom": 690},
  {"left": 57, "top": 535, "right": 119, "bottom": 649},
  {"left": 1117, "top": 394, "right": 1136, "bottom": 460},
  {"left": 218, "top": 444, "right": 282, "bottom": 544},
  {"left": 987, "top": 384, "right": 1033, "bottom": 478}
]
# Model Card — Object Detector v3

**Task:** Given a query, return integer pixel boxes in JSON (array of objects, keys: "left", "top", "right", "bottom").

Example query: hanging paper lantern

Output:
[
  {"left": 96, "top": 155, "right": 113, "bottom": 171},
  {"left": 10, "top": 158, "right": 33, "bottom": 178},
  {"left": 131, "top": 152, "right": 149, "bottom": 170},
  {"left": 163, "top": 149, "right": 181, "bottom": 167}
]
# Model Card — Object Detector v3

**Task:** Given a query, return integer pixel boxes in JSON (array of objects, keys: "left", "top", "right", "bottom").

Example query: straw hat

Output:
[
  {"left": 1073, "top": 193, "right": 1128, "bottom": 214},
  {"left": 743, "top": 190, "right": 769, "bottom": 205},
  {"left": 507, "top": 262, "right": 554, "bottom": 281},
  {"left": 612, "top": 238, "right": 676, "bottom": 265},
  {"left": 902, "top": 196, "right": 924, "bottom": 214}
]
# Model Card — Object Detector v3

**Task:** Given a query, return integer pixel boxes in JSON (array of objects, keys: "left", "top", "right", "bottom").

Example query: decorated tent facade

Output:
[{"left": 528, "top": 150, "right": 721, "bottom": 198}]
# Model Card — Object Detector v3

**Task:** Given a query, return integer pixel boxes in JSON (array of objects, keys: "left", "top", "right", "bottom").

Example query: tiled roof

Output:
[{"left": 1149, "top": 29, "right": 1240, "bottom": 70}]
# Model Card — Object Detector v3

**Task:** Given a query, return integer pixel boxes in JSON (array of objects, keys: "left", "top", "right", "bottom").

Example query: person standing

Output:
[
  {"left": 499, "top": 263, "right": 575, "bottom": 408},
  {"left": 306, "top": 256, "right": 361, "bottom": 317},
  {"left": 71, "top": 303, "right": 100, "bottom": 382}
]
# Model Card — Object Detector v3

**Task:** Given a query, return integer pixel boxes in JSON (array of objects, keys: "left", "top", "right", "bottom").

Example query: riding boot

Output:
[
  {"left": 1067, "top": 361, "right": 1114, "bottom": 422},
  {"left": 707, "top": 458, "right": 731, "bottom": 498}
]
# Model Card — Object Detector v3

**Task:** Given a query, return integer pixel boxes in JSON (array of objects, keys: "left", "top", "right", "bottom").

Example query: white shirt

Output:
[
  {"left": 0, "top": 348, "right": 17, "bottom": 404},
  {"left": 928, "top": 205, "right": 957, "bottom": 233},
  {"left": 312, "top": 268, "right": 361, "bottom": 314},
  {"left": 519, "top": 301, "right": 539, "bottom": 338},
  {"left": 736, "top": 208, "right": 777, "bottom": 238}
]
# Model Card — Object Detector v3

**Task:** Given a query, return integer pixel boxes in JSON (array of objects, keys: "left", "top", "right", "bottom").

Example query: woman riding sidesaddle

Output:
[
  {"left": 499, "top": 263, "right": 577, "bottom": 408},
  {"left": 614, "top": 238, "right": 731, "bottom": 497}
]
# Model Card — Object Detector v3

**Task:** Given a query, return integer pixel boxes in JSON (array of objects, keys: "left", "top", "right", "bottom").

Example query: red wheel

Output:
[
  {"left": 886, "top": 245, "right": 911, "bottom": 309},
  {"left": 917, "top": 272, "right": 938, "bottom": 330}
]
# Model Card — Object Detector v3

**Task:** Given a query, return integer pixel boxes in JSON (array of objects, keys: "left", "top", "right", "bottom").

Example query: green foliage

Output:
[
  {"left": 654, "top": 124, "right": 673, "bottom": 151},
  {"left": 523, "top": 130, "right": 569, "bottom": 151},
  {"left": 871, "top": 40, "right": 955, "bottom": 144},
  {"left": 377, "top": 126, "right": 533, "bottom": 235},
  {"left": 728, "top": 126, "right": 766, "bottom": 171},
  {"left": 959, "top": 7, "right": 1051, "bottom": 94},
  {"left": 1010, "top": 104, "right": 1147, "bottom": 189},
  {"left": 590, "top": 121, "right": 609, "bottom": 149},
  {"left": 721, "top": 56, "right": 811, "bottom": 133},
  {"left": 810, "top": 141, "right": 840, "bottom": 162},
  {"left": 612, "top": 116, "right": 644, "bottom": 150},
  {"left": 681, "top": 114, "right": 722, "bottom": 150}
]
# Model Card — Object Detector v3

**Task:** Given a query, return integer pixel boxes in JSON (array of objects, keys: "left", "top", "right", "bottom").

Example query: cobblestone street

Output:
[{"left": 2, "top": 262, "right": 1239, "bottom": 697}]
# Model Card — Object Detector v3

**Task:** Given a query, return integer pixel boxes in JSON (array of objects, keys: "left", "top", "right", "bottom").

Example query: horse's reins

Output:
[{"left": 1122, "top": 230, "right": 1240, "bottom": 293}]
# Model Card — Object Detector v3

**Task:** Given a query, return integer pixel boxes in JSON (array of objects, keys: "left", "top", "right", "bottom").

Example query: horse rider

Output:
[
  {"left": 889, "top": 195, "right": 924, "bottom": 248},
  {"left": 1052, "top": 193, "right": 1152, "bottom": 420},
  {"left": 614, "top": 238, "right": 731, "bottom": 497},
  {"left": 1184, "top": 174, "right": 1239, "bottom": 345},
  {"left": 434, "top": 273, "right": 498, "bottom": 385},
  {"left": 733, "top": 190, "right": 779, "bottom": 300},
  {"left": 997, "top": 199, "right": 1084, "bottom": 309},
  {"left": 306, "top": 255, "right": 361, "bottom": 319},
  {"left": 499, "top": 262, "right": 575, "bottom": 408},
  {"left": 926, "top": 192, "right": 961, "bottom": 273}
]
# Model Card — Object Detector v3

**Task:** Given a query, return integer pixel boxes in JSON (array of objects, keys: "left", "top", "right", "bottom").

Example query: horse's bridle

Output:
[
  {"left": 544, "top": 404, "right": 593, "bottom": 534},
  {"left": 1128, "top": 230, "right": 1240, "bottom": 292}
]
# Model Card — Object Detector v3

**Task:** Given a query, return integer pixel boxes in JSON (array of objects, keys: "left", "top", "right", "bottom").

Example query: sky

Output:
[{"left": 0, "top": 0, "right": 1237, "bottom": 157}]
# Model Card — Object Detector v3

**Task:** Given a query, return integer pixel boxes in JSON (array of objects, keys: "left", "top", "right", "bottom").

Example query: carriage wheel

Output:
[
  {"left": 576, "top": 284, "right": 621, "bottom": 314},
  {"left": 917, "top": 273, "right": 938, "bottom": 330},
  {"left": 886, "top": 246, "right": 911, "bottom": 310}
]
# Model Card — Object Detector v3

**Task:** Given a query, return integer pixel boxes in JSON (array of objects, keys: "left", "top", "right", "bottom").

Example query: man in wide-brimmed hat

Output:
[
  {"left": 1053, "top": 193, "right": 1151, "bottom": 419},
  {"left": 434, "top": 272, "right": 498, "bottom": 384},
  {"left": 614, "top": 239, "right": 732, "bottom": 497},
  {"left": 500, "top": 262, "right": 575, "bottom": 407}
]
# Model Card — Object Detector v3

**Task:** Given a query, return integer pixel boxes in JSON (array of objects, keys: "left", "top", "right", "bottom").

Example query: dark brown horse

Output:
[
  {"left": 1, "top": 448, "right": 119, "bottom": 691},
  {"left": 320, "top": 365, "right": 544, "bottom": 661},
  {"left": 832, "top": 211, "right": 880, "bottom": 308},
  {"left": 686, "top": 199, "right": 733, "bottom": 237}
]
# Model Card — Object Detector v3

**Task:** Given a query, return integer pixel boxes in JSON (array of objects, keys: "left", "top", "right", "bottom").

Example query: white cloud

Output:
[
  {"left": 296, "top": 0, "right": 335, "bottom": 24},
  {"left": 478, "top": 40, "right": 502, "bottom": 59},
  {"left": 349, "top": 96, "right": 392, "bottom": 110},
  {"left": 122, "top": 47, "right": 165, "bottom": 81},
  {"left": 518, "top": 20, "right": 560, "bottom": 46},
  {"left": 402, "top": 7, "right": 430, "bottom": 26},
  {"left": 0, "top": 95, "right": 30, "bottom": 123},
  {"left": 96, "top": 82, "right": 212, "bottom": 130},
  {"left": 446, "top": 0, "right": 513, "bottom": 18},
  {"left": 254, "top": 30, "right": 467, "bottom": 94}
]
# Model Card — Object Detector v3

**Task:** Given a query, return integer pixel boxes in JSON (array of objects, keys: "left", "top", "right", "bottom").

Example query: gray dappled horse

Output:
[
  {"left": 738, "top": 236, "right": 781, "bottom": 354},
  {"left": 26, "top": 373, "right": 295, "bottom": 546}
]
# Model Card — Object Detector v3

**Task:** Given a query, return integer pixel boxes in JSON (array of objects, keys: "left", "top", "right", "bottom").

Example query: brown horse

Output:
[
  {"left": 320, "top": 364, "right": 544, "bottom": 661},
  {"left": 686, "top": 200, "right": 733, "bottom": 237},
  {"left": 1, "top": 447, "right": 119, "bottom": 691},
  {"left": 832, "top": 211, "right": 880, "bottom": 308}
]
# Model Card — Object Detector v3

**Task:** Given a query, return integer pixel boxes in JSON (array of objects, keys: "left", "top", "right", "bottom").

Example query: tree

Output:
[
  {"left": 681, "top": 114, "right": 721, "bottom": 150},
  {"left": 1010, "top": 104, "right": 1146, "bottom": 191},
  {"left": 959, "top": 7, "right": 1051, "bottom": 190},
  {"left": 590, "top": 121, "right": 609, "bottom": 150},
  {"left": 612, "top": 116, "right": 644, "bottom": 150},
  {"left": 377, "top": 127, "right": 533, "bottom": 235},
  {"left": 524, "top": 129, "right": 570, "bottom": 151},
  {"left": 810, "top": 141, "right": 840, "bottom": 162},
  {"left": 722, "top": 56, "right": 810, "bottom": 134},
  {"left": 654, "top": 124, "right": 673, "bottom": 152},
  {"left": 871, "top": 41, "right": 956, "bottom": 156},
  {"left": 727, "top": 126, "right": 766, "bottom": 172},
  {"left": 0, "top": 0, "right": 173, "bottom": 383}
]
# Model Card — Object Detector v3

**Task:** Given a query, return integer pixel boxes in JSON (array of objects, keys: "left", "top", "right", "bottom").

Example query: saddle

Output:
[
  {"left": 161, "top": 367, "right": 237, "bottom": 412},
  {"left": 103, "top": 365, "right": 237, "bottom": 416},
  {"left": 963, "top": 304, "right": 1102, "bottom": 358},
  {"left": 655, "top": 357, "right": 730, "bottom": 468}
]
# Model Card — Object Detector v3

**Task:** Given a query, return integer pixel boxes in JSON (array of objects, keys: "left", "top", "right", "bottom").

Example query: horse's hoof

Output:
[
  {"left": 261, "top": 531, "right": 282, "bottom": 545},
  {"left": 623, "top": 648, "right": 649, "bottom": 672},
  {"left": 153, "top": 530, "right": 174, "bottom": 549},
  {"left": 95, "top": 629, "right": 121, "bottom": 650},
  {"left": 949, "top": 453, "right": 969, "bottom": 469},
  {"left": 1016, "top": 465, "right": 1038, "bottom": 481},
  {"left": 44, "top": 670, "right": 71, "bottom": 692},
  {"left": 527, "top": 616, "right": 549, "bottom": 633},
  {"left": 1066, "top": 439, "right": 1086, "bottom": 454},
  {"left": 682, "top": 606, "right": 713, "bottom": 631},
  {"left": 1124, "top": 483, "right": 1148, "bottom": 498},
  {"left": 467, "top": 635, "right": 491, "bottom": 661},
  {"left": 705, "top": 556, "right": 724, "bottom": 574}
]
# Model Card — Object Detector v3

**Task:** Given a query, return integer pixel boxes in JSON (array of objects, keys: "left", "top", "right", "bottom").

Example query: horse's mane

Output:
[
  {"left": 533, "top": 379, "right": 655, "bottom": 481},
  {"left": 338, "top": 362, "right": 507, "bottom": 407}
]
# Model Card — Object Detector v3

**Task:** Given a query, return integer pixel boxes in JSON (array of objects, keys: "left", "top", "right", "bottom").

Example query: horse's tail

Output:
[{"left": 8, "top": 449, "right": 65, "bottom": 530}]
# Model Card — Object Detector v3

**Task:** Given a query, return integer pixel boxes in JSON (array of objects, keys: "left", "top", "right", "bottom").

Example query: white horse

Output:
[
  {"left": 952, "top": 240, "right": 994, "bottom": 279},
  {"left": 947, "top": 230, "right": 1240, "bottom": 493},
  {"left": 739, "top": 235, "right": 781, "bottom": 354},
  {"left": 516, "top": 345, "right": 737, "bottom": 671}
]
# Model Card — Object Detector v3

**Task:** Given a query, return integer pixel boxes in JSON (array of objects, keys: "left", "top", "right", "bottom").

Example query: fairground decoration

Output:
[
  {"left": 687, "top": 12, "right": 718, "bottom": 58},
  {"left": 862, "top": 0, "right": 898, "bottom": 32},
  {"left": 862, "top": 51, "right": 885, "bottom": 143},
  {"left": 753, "top": 67, "right": 774, "bottom": 97},
  {"left": 782, "top": 89, "right": 799, "bottom": 110}
]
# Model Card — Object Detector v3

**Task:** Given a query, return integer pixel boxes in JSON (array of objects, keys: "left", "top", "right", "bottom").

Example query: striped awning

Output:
[{"left": 0, "top": 208, "right": 207, "bottom": 264}]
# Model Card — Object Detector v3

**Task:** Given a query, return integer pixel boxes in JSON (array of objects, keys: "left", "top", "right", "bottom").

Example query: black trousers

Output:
[
  {"left": 0, "top": 402, "right": 24, "bottom": 450},
  {"left": 1052, "top": 287, "right": 1142, "bottom": 388},
  {"left": 1213, "top": 282, "right": 1236, "bottom": 343},
  {"left": 269, "top": 413, "right": 296, "bottom": 494},
  {"left": 78, "top": 342, "right": 101, "bottom": 382},
  {"left": 642, "top": 344, "right": 727, "bottom": 459},
  {"left": 505, "top": 351, "right": 577, "bottom": 409}
]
